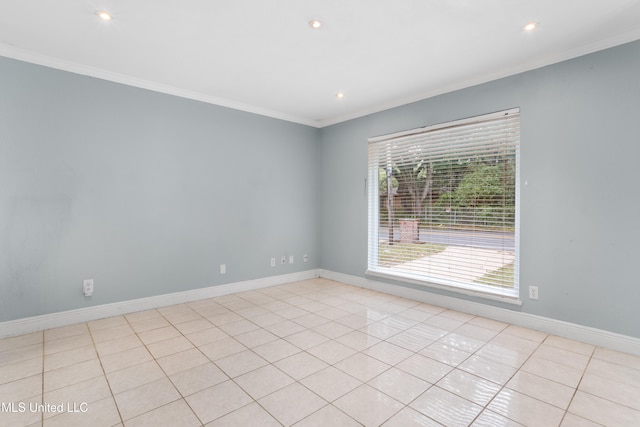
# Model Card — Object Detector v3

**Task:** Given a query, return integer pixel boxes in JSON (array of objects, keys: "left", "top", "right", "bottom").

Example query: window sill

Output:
[{"left": 365, "top": 269, "right": 522, "bottom": 306}]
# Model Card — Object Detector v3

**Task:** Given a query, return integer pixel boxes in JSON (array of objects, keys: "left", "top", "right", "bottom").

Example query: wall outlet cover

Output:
[{"left": 83, "top": 279, "right": 94, "bottom": 297}]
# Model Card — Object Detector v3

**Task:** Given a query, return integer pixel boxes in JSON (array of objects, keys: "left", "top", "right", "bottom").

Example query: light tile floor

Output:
[{"left": 1, "top": 278, "right": 639, "bottom": 426}]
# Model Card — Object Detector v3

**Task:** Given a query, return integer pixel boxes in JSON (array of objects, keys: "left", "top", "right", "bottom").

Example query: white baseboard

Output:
[
  {"left": 319, "top": 269, "right": 640, "bottom": 356},
  {"left": 4, "top": 268, "right": 638, "bottom": 357},
  {"left": 0, "top": 270, "right": 320, "bottom": 339}
]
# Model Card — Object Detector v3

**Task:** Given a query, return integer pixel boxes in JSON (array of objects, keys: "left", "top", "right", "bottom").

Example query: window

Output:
[{"left": 367, "top": 109, "right": 520, "bottom": 301}]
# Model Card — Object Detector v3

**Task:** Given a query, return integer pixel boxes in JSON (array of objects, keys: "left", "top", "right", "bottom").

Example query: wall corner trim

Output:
[
  {"left": 318, "top": 269, "right": 640, "bottom": 356},
  {"left": 0, "top": 270, "right": 320, "bottom": 339}
]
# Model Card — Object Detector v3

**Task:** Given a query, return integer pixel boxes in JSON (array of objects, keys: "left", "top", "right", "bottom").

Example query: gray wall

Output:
[
  {"left": 2, "top": 39, "right": 639, "bottom": 339},
  {"left": 318, "top": 40, "right": 640, "bottom": 338},
  {"left": 0, "top": 57, "right": 319, "bottom": 322}
]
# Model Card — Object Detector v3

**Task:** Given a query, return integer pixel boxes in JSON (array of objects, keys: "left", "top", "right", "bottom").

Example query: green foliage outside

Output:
[
  {"left": 380, "top": 155, "right": 516, "bottom": 232},
  {"left": 375, "top": 126, "right": 518, "bottom": 290}
]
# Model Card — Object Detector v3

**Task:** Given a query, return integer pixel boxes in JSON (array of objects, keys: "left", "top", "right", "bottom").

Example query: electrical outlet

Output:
[
  {"left": 303, "top": 254, "right": 309, "bottom": 262},
  {"left": 220, "top": 264, "right": 226, "bottom": 274},
  {"left": 83, "top": 279, "right": 94, "bottom": 297},
  {"left": 270, "top": 257, "right": 276, "bottom": 267},
  {"left": 289, "top": 255, "right": 294, "bottom": 264},
  {"left": 529, "top": 286, "right": 539, "bottom": 300},
  {"left": 281, "top": 256, "right": 286, "bottom": 265}
]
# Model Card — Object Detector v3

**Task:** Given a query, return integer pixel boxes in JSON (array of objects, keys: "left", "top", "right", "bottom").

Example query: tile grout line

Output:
[
  {"left": 203, "top": 285, "right": 378, "bottom": 425},
  {"left": 18, "top": 280, "right": 639, "bottom": 426},
  {"left": 456, "top": 321, "right": 607, "bottom": 424},
  {"left": 150, "top": 297, "right": 309, "bottom": 426},
  {"left": 202, "top": 291, "right": 316, "bottom": 426},
  {"left": 86, "top": 320, "right": 126, "bottom": 427},
  {"left": 258, "top": 285, "right": 374, "bottom": 426},
  {"left": 468, "top": 331, "right": 547, "bottom": 426},
  {"left": 558, "top": 344, "right": 596, "bottom": 427},
  {"left": 149, "top": 307, "right": 208, "bottom": 427},
  {"left": 357, "top": 305, "right": 454, "bottom": 426},
  {"left": 563, "top": 348, "right": 640, "bottom": 418},
  {"left": 306, "top": 293, "right": 476, "bottom": 425},
  {"left": 276, "top": 301, "right": 463, "bottom": 425},
  {"left": 125, "top": 307, "right": 208, "bottom": 426},
  {"left": 398, "top": 312, "right": 492, "bottom": 426},
  {"left": 22, "top": 294, "right": 480, "bottom": 424},
  {"left": 363, "top": 308, "right": 490, "bottom": 425}
]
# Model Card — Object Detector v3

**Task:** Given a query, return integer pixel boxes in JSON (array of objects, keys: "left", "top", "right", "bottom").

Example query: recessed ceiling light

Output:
[
  {"left": 97, "top": 11, "right": 112, "bottom": 21},
  {"left": 524, "top": 22, "right": 538, "bottom": 31},
  {"left": 309, "top": 19, "right": 322, "bottom": 29},
  {"left": 336, "top": 92, "right": 345, "bottom": 99}
]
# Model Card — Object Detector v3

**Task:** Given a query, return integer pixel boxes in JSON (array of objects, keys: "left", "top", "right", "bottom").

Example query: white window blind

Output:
[{"left": 367, "top": 109, "right": 520, "bottom": 299}]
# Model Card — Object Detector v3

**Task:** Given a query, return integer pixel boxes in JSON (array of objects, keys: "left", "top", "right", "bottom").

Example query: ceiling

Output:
[{"left": 2, "top": 1, "right": 640, "bottom": 128}]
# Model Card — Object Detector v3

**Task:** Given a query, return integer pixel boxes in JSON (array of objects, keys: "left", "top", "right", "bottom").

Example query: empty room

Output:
[{"left": 1, "top": 1, "right": 639, "bottom": 426}]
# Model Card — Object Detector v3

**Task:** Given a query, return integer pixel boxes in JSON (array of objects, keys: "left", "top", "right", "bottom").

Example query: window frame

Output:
[{"left": 366, "top": 109, "right": 521, "bottom": 304}]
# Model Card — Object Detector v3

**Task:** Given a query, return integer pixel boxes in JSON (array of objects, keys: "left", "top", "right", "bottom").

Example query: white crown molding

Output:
[
  {"left": 3, "top": 29, "right": 640, "bottom": 130},
  {"left": 319, "top": 269, "right": 640, "bottom": 356},
  {"left": 0, "top": 270, "right": 320, "bottom": 339},
  {"left": 0, "top": 44, "right": 321, "bottom": 128},
  {"left": 317, "top": 30, "right": 640, "bottom": 128}
]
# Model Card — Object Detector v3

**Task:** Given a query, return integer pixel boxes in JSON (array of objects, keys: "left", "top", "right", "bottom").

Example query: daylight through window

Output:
[{"left": 367, "top": 109, "right": 520, "bottom": 300}]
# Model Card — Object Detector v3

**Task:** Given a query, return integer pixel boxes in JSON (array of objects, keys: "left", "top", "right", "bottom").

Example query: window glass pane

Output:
[{"left": 367, "top": 109, "right": 520, "bottom": 298}]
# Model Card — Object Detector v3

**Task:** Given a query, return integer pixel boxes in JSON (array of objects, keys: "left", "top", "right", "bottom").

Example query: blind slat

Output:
[{"left": 368, "top": 109, "right": 520, "bottom": 295}]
